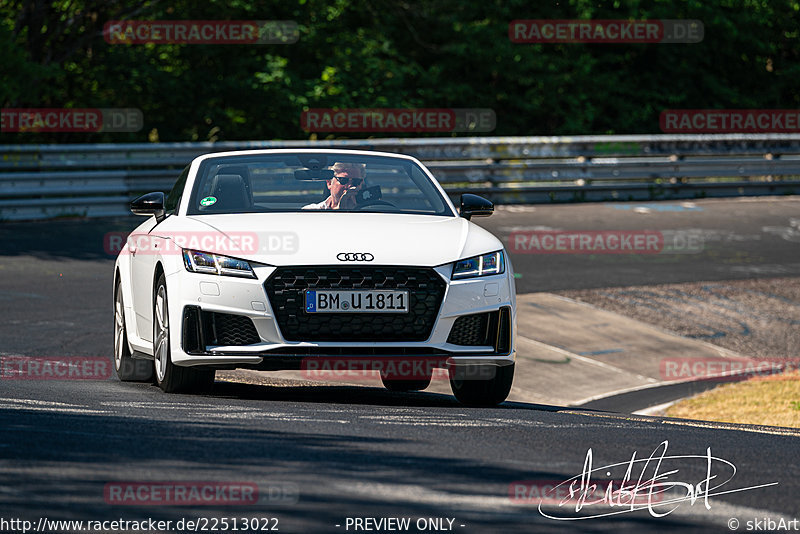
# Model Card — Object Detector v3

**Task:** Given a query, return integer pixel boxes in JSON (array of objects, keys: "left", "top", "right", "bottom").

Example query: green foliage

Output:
[{"left": 1, "top": 0, "right": 799, "bottom": 142}]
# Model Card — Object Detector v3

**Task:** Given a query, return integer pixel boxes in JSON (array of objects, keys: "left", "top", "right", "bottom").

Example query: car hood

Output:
[{"left": 156, "top": 212, "right": 503, "bottom": 267}]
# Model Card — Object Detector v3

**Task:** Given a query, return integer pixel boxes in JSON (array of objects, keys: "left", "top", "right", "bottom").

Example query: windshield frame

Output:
[{"left": 184, "top": 151, "right": 456, "bottom": 217}]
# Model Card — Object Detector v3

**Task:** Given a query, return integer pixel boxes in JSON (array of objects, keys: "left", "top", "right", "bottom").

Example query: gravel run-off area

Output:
[{"left": 559, "top": 276, "right": 800, "bottom": 360}]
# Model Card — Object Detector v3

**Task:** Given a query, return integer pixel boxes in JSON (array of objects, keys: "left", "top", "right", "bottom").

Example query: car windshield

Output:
[{"left": 185, "top": 153, "right": 452, "bottom": 216}]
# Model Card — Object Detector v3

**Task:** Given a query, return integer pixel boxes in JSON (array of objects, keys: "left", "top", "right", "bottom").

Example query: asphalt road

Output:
[
  {"left": 2, "top": 378, "right": 799, "bottom": 533},
  {"left": 1, "top": 197, "right": 800, "bottom": 533}
]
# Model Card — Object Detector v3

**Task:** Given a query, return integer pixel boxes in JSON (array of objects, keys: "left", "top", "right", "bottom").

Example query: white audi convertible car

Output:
[{"left": 113, "top": 149, "right": 516, "bottom": 405}]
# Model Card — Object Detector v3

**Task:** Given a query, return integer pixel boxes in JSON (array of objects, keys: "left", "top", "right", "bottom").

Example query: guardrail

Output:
[{"left": 1, "top": 135, "right": 799, "bottom": 220}]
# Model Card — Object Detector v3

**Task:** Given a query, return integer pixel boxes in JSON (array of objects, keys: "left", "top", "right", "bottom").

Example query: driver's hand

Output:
[{"left": 338, "top": 188, "right": 358, "bottom": 209}]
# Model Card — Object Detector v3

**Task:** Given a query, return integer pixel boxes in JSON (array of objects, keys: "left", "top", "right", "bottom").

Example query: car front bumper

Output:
[{"left": 166, "top": 264, "right": 516, "bottom": 370}]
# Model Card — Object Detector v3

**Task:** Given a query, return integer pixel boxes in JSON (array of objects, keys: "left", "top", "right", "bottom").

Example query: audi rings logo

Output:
[{"left": 337, "top": 252, "right": 374, "bottom": 262}]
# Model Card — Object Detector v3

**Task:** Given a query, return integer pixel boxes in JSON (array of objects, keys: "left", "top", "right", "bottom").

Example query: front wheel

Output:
[
  {"left": 153, "top": 273, "right": 215, "bottom": 393},
  {"left": 450, "top": 363, "right": 514, "bottom": 406},
  {"left": 113, "top": 280, "right": 153, "bottom": 381}
]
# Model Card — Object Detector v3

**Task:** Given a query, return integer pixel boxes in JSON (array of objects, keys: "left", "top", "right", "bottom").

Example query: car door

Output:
[
  {"left": 131, "top": 166, "right": 190, "bottom": 343},
  {"left": 130, "top": 218, "right": 160, "bottom": 343}
]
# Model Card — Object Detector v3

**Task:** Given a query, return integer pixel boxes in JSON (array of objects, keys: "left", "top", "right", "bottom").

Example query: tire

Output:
[
  {"left": 450, "top": 363, "right": 514, "bottom": 407},
  {"left": 113, "top": 280, "right": 153, "bottom": 382},
  {"left": 381, "top": 375, "right": 432, "bottom": 392},
  {"left": 153, "top": 273, "right": 215, "bottom": 393}
]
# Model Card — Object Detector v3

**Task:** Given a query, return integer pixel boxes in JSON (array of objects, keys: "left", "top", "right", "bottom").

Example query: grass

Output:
[{"left": 665, "top": 370, "right": 800, "bottom": 429}]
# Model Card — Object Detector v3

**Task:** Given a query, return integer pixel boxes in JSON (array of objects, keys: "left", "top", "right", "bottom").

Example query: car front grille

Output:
[{"left": 264, "top": 266, "right": 446, "bottom": 342}]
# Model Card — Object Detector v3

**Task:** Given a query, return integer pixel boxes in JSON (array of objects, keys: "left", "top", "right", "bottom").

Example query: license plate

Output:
[{"left": 305, "top": 290, "right": 409, "bottom": 313}]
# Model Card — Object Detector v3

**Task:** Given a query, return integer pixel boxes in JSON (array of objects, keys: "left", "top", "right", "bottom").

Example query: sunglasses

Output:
[{"left": 335, "top": 175, "right": 364, "bottom": 186}]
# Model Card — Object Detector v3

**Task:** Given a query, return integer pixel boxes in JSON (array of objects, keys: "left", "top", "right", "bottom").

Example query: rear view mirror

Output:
[
  {"left": 294, "top": 168, "right": 335, "bottom": 181},
  {"left": 294, "top": 156, "right": 334, "bottom": 181}
]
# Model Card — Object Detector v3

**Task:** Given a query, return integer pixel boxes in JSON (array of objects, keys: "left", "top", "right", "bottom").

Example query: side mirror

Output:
[
  {"left": 459, "top": 193, "right": 493, "bottom": 220},
  {"left": 131, "top": 192, "right": 166, "bottom": 222}
]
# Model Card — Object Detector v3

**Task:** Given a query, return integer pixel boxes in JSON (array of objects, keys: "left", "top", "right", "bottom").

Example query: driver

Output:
[{"left": 303, "top": 162, "right": 366, "bottom": 210}]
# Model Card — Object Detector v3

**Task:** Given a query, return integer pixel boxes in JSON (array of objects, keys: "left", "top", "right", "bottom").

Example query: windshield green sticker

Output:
[{"left": 200, "top": 196, "right": 217, "bottom": 207}]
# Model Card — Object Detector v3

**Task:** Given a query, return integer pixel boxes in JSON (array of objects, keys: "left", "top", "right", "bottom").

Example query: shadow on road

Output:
[
  {"left": 0, "top": 217, "right": 137, "bottom": 259},
  {"left": 129, "top": 377, "right": 599, "bottom": 414}
]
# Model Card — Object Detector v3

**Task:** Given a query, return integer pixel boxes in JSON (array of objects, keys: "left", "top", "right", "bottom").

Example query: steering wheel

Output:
[{"left": 354, "top": 199, "right": 396, "bottom": 209}]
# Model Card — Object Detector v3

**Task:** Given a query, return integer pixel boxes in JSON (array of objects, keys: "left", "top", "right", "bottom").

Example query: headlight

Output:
[
  {"left": 182, "top": 249, "right": 256, "bottom": 278},
  {"left": 451, "top": 251, "right": 505, "bottom": 279}
]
